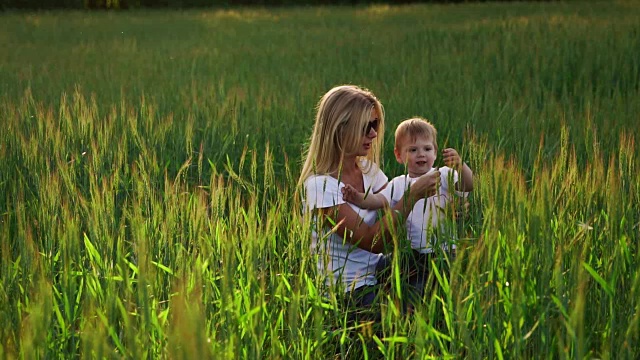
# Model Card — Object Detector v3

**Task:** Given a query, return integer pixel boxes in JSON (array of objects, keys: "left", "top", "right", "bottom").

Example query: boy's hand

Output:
[
  {"left": 443, "top": 148, "right": 462, "bottom": 170},
  {"left": 409, "top": 169, "right": 440, "bottom": 201},
  {"left": 445, "top": 148, "right": 474, "bottom": 193},
  {"left": 341, "top": 184, "right": 364, "bottom": 204}
]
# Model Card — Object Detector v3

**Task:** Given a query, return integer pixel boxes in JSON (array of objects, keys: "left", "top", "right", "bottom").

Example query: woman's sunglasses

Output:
[{"left": 363, "top": 119, "right": 379, "bottom": 135}]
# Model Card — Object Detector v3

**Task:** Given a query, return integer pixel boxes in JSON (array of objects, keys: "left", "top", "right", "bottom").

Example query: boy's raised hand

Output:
[
  {"left": 444, "top": 147, "right": 474, "bottom": 193},
  {"left": 443, "top": 148, "right": 462, "bottom": 170}
]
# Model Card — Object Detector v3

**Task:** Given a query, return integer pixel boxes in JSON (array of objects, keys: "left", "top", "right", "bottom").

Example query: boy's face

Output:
[{"left": 394, "top": 135, "right": 437, "bottom": 177}]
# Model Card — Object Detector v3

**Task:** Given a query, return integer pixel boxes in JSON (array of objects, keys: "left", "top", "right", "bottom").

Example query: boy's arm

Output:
[
  {"left": 457, "top": 162, "right": 474, "bottom": 192},
  {"left": 342, "top": 184, "right": 389, "bottom": 209},
  {"left": 443, "top": 148, "right": 474, "bottom": 192}
]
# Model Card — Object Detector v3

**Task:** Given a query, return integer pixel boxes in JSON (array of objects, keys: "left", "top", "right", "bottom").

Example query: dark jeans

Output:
[
  {"left": 375, "top": 249, "right": 457, "bottom": 310},
  {"left": 343, "top": 249, "right": 456, "bottom": 320},
  {"left": 342, "top": 257, "right": 391, "bottom": 323},
  {"left": 407, "top": 249, "right": 456, "bottom": 304}
]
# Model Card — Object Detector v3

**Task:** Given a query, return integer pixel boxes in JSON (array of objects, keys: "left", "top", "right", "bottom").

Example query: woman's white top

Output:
[
  {"left": 303, "top": 161, "right": 388, "bottom": 292},
  {"left": 380, "top": 167, "right": 467, "bottom": 254}
]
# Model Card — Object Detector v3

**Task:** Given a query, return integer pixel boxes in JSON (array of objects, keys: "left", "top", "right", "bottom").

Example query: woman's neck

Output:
[
  {"left": 331, "top": 156, "right": 359, "bottom": 178},
  {"left": 337, "top": 156, "right": 364, "bottom": 191}
]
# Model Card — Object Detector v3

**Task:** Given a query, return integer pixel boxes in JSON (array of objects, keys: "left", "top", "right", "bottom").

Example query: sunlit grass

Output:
[{"left": 1, "top": 2, "right": 640, "bottom": 359}]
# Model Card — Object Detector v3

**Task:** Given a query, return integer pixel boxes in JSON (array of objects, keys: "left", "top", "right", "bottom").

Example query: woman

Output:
[{"left": 299, "top": 85, "right": 441, "bottom": 309}]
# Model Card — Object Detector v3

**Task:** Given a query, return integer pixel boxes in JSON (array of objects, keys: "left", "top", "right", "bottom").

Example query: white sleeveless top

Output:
[{"left": 303, "top": 161, "right": 388, "bottom": 292}]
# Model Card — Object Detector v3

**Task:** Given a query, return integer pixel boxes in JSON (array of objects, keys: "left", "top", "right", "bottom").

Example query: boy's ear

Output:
[{"left": 394, "top": 147, "right": 404, "bottom": 164}]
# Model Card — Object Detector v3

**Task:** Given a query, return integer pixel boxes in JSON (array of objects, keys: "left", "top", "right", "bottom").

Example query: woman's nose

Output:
[{"left": 367, "top": 128, "right": 377, "bottom": 138}]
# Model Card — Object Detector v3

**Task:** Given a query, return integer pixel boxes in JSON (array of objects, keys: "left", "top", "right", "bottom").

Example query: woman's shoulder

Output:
[
  {"left": 302, "top": 174, "right": 344, "bottom": 209},
  {"left": 303, "top": 174, "right": 341, "bottom": 192}
]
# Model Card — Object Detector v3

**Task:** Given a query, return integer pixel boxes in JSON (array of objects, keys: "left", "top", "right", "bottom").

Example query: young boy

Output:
[{"left": 342, "top": 117, "right": 474, "bottom": 302}]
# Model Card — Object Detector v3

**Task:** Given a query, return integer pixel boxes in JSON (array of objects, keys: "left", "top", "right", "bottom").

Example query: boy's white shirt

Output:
[
  {"left": 303, "top": 160, "right": 388, "bottom": 292},
  {"left": 380, "top": 167, "right": 467, "bottom": 254}
]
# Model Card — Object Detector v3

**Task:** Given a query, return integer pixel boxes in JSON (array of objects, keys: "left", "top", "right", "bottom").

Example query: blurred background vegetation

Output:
[
  {"left": 1, "top": 2, "right": 639, "bottom": 358},
  {"left": 3, "top": 0, "right": 474, "bottom": 10}
]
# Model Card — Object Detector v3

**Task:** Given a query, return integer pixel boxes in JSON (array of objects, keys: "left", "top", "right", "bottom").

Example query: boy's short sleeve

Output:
[
  {"left": 380, "top": 176, "right": 409, "bottom": 206},
  {"left": 304, "top": 175, "right": 345, "bottom": 210}
]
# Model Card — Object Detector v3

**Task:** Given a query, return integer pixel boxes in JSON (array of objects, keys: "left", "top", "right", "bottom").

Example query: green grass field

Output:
[{"left": 1, "top": 1, "right": 639, "bottom": 358}]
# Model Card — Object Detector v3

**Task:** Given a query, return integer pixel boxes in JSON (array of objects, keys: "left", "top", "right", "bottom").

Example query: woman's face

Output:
[{"left": 358, "top": 108, "right": 379, "bottom": 157}]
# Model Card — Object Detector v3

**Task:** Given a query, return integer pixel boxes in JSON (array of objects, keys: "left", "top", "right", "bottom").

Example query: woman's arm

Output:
[{"left": 321, "top": 170, "right": 440, "bottom": 254}]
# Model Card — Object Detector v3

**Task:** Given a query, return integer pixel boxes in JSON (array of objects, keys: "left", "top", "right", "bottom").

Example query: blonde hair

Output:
[
  {"left": 394, "top": 117, "right": 438, "bottom": 152},
  {"left": 299, "top": 85, "right": 385, "bottom": 185}
]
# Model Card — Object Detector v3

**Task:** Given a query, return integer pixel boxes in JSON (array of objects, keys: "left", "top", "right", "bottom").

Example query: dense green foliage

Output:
[{"left": 1, "top": 2, "right": 639, "bottom": 358}]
